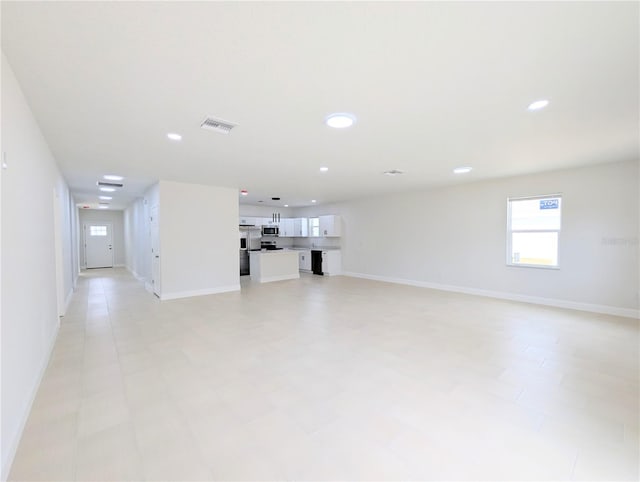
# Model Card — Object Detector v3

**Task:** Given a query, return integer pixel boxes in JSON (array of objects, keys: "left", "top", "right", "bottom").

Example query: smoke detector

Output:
[
  {"left": 200, "top": 116, "right": 238, "bottom": 134},
  {"left": 383, "top": 169, "right": 404, "bottom": 176}
]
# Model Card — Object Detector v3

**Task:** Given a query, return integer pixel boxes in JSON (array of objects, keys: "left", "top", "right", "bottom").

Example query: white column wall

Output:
[
  {"left": 158, "top": 180, "right": 239, "bottom": 299},
  {"left": 124, "top": 197, "right": 149, "bottom": 282}
]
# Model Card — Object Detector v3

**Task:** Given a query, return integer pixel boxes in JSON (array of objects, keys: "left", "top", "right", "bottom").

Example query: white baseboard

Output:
[
  {"left": 63, "top": 287, "right": 74, "bottom": 314},
  {"left": 126, "top": 266, "right": 144, "bottom": 282},
  {"left": 114, "top": 263, "right": 125, "bottom": 268},
  {"left": 342, "top": 271, "right": 640, "bottom": 319},
  {"left": 160, "top": 284, "right": 241, "bottom": 300},
  {"left": 1, "top": 324, "right": 59, "bottom": 481},
  {"left": 257, "top": 274, "right": 300, "bottom": 283},
  {"left": 144, "top": 282, "right": 154, "bottom": 294}
]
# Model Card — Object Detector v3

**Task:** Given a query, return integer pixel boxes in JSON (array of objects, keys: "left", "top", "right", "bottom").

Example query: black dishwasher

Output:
[{"left": 311, "top": 250, "right": 323, "bottom": 275}]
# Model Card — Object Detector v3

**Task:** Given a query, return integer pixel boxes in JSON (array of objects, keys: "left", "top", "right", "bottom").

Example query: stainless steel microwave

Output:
[{"left": 261, "top": 225, "right": 279, "bottom": 237}]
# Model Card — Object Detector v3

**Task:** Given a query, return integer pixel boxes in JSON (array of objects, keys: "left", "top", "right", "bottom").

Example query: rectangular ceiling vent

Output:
[
  {"left": 96, "top": 181, "right": 123, "bottom": 188},
  {"left": 200, "top": 116, "right": 237, "bottom": 134}
]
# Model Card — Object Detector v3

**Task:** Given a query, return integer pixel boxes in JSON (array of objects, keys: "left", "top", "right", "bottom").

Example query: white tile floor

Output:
[{"left": 8, "top": 268, "right": 639, "bottom": 481}]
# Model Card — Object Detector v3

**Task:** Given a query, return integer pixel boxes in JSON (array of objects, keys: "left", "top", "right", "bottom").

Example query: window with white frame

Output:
[
  {"left": 89, "top": 225, "right": 108, "bottom": 236},
  {"left": 310, "top": 217, "right": 320, "bottom": 237},
  {"left": 507, "top": 195, "right": 561, "bottom": 268}
]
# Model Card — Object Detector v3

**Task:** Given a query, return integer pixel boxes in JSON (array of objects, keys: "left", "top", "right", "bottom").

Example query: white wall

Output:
[
  {"left": 78, "top": 209, "right": 126, "bottom": 268},
  {"left": 294, "top": 160, "right": 639, "bottom": 317},
  {"left": 158, "top": 181, "right": 239, "bottom": 299},
  {"left": 124, "top": 196, "right": 150, "bottom": 282},
  {"left": 1, "top": 54, "right": 76, "bottom": 479}
]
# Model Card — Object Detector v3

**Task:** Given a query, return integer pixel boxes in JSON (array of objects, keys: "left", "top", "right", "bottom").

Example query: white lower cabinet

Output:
[
  {"left": 321, "top": 250, "right": 341, "bottom": 275},
  {"left": 298, "top": 250, "right": 311, "bottom": 271}
]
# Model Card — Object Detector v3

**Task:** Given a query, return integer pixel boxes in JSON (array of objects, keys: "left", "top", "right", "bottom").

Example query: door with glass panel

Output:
[{"left": 84, "top": 223, "right": 114, "bottom": 268}]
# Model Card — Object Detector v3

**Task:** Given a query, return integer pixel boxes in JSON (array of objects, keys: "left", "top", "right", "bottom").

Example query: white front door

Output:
[
  {"left": 84, "top": 223, "right": 113, "bottom": 268},
  {"left": 150, "top": 205, "right": 160, "bottom": 296}
]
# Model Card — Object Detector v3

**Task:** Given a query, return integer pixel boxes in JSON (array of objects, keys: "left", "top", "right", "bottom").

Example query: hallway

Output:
[{"left": 8, "top": 269, "right": 640, "bottom": 480}]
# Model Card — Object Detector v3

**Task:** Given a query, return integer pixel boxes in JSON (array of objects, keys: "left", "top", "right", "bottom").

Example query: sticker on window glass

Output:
[{"left": 540, "top": 199, "right": 559, "bottom": 210}]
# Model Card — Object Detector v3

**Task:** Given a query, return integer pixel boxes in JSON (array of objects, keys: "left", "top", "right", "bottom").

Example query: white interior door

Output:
[
  {"left": 150, "top": 205, "right": 160, "bottom": 296},
  {"left": 84, "top": 223, "right": 113, "bottom": 268}
]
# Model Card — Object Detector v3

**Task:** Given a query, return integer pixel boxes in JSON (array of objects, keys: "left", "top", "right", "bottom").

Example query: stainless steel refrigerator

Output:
[{"left": 239, "top": 227, "right": 261, "bottom": 275}]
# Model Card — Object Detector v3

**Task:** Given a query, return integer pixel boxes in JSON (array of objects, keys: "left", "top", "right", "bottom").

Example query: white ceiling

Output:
[{"left": 2, "top": 1, "right": 638, "bottom": 210}]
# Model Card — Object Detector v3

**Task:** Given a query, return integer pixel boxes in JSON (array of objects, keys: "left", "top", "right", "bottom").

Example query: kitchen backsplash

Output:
[{"left": 292, "top": 237, "right": 341, "bottom": 249}]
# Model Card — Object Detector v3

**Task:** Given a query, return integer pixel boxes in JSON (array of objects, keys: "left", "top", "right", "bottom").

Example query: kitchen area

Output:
[{"left": 239, "top": 213, "right": 342, "bottom": 283}]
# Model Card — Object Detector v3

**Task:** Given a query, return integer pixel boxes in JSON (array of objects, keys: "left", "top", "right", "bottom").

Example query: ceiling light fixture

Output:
[
  {"left": 98, "top": 205, "right": 109, "bottom": 209},
  {"left": 311, "top": 200, "right": 317, "bottom": 203},
  {"left": 103, "top": 174, "right": 123, "bottom": 181},
  {"left": 527, "top": 99, "right": 549, "bottom": 111},
  {"left": 167, "top": 132, "right": 182, "bottom": 141},
  {"left": 453, "top": 167, "right": 473, "bottom": 174},
  {"left": 99, "top": 196, "right": 112, "bottom": 200},
  {"left": 240, "top": 190, "right": 248, "bottom": 196},
  {"left": 325, "top": 113, "right": 356, "bottom": 128},
  {"left": 284, "top": 204, "right": 289, "bottom": 207},
  {"left": 99, "top": 187, "right": 116, "bottom": 192},
  {"left": 320, "top": 167, "right": 329, "bottom": 172}
]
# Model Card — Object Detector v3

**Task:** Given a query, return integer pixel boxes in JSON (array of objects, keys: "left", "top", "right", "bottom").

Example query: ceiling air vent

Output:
[
  {"left": 96, "top": 181, "right": 123, "bottom": 188},
  {"left": 383, "top": 169, "right": 404, "bottom": 176},
  {"left": 200, "top": 116, "right": 238, "bottom": 134}
]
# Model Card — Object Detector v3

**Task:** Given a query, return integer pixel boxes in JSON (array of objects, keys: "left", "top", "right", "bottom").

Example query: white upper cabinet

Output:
[
  {"left": 319, "top": 215, "right": 341, "bottom": 237},
  {"left": 264, "top": 213, "right": 283, "bottom": 226},
  {"left": 278, "top": 218, "right": 308, "bottom": 237},
  {"left": 239, "top": 216, "right": 318, "bottom": 237},
  {"left": 239, "top": 216, "right": 262, "bottom": 226},
  {"left": 293, "top": 218, "right": 308, "bottom": 237},
  {"left": 280, "top": 218, "right": 294, "bottom": 237}
]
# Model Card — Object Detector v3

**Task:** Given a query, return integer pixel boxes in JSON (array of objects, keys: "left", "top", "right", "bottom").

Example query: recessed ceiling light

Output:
[
  {"left": 311, "top": 200, "right": 317, "bottom": 203},
  {"left": 99, "top": 187, "right": 116, "bottom": 192},
  {"left": 453, "top": 167, "right": 473, "bottom": 174},
  {"left": 240, "top": 190, "right": 248, "bottom": 196},
  {"left": 167, "top": 132, "right": 182, "bottom": 141},
  {"left": 320, "top": 167, "right": 329, "bottom": 172},
  {"left": 103, "top": 174, "right": 123, "bottom": 181},
  {"left": 527, "top": 99, "right": 549, "bottom": 111},
  {"left": 98, "top": 205, "right": 109, "bottom": 209},
  {"left": 284, "top": 204, "right": 289, "bottom": 207},
  {"left": 325, "top": 113, "right": 356, "bottom": 128},
  {"left": 99, "top": 196, "right": 112, "bottom": 200}
]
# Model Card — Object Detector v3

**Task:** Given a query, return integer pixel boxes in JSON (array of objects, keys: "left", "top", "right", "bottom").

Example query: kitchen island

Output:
[{"left": 249, "top": 250, "right": 300, "bottom": 283}]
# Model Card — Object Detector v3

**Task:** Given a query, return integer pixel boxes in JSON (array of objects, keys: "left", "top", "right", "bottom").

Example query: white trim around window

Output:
[{"left": 506, "top": 193, "right": 562, "bottom": 269}]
